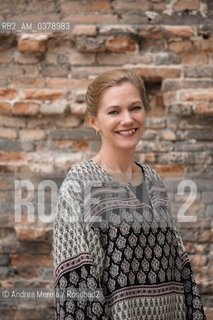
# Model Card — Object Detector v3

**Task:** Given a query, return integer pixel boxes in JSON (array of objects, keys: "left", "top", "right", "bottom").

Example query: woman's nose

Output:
[{"left": 120, "top": 111, "right": 134, "bottom": 125}]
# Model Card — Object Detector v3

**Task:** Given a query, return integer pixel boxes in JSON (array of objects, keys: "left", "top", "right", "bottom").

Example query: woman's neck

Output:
[{"left": 93, "top": 147, "right": 135, "bottom": 174}]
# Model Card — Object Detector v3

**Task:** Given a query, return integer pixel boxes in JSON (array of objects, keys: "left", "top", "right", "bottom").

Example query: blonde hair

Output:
[{"left": 85, "top": 68, "right": 149, "bottom": 117}]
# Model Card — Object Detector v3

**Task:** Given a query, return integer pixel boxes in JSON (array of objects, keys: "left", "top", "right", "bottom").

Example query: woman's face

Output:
[{"left": 89, "top": 81, "right": 147, "bottom": 152}]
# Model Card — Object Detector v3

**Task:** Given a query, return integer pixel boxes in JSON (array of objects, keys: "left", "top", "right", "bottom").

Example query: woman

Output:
[{"left": 53, "top": 69, "right": 206, "bottom": 319}]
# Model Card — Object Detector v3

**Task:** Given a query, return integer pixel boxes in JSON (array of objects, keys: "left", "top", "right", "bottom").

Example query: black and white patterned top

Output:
[{"left": 53, "top": 159, "right": 206, "bottom": 320}]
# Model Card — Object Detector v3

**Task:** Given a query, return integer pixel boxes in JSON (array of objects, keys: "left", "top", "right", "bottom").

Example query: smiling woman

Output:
[{"left": 53, "top": 69, "right": 206, "bottom": 320}]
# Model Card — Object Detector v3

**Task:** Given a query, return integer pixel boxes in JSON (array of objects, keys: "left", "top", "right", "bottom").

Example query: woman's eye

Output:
[
  {"left": 108, "top": 110, "right": 118, "bottom": 115},
  {"left": 133, "top": 106, "right": 142, "bottom": 110}
]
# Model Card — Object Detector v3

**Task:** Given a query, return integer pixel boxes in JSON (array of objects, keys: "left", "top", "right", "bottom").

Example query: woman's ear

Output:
[{"left": 85, "top": 114, "right": 100, "bottom": 132}]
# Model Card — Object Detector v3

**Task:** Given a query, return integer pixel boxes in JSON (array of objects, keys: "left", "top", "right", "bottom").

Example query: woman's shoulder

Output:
[
  {"left": 136, "top": 162, "right": 162, "bottom": 182},
  {"left": 60, "top": 159, "right": 104, "bottom": 192}
]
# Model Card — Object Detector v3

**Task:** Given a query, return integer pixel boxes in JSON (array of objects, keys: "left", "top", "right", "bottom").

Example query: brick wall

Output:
[{"left": 0, "top": 0, "right": 212, "bottom": 318}]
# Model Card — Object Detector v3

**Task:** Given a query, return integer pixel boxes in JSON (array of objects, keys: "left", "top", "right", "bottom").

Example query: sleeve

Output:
[
  {"left": 147, "top": 166, "right": 206, "bottom": 319},
  {"left": 52, "top": 187, "right": 109, "bottom": 320},
  {"left": 173, "top": 228, "right": 207, "bottom": 320}
]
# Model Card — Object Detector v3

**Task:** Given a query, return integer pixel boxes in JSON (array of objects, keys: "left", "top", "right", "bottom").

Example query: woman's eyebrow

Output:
[{"left": 106, "top": 100, "right": 143, "bottom": 110}]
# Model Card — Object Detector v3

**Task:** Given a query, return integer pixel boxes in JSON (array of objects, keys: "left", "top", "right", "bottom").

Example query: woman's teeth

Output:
[{"left": 117, "top": 129, "right": 136, "bottom": 136}]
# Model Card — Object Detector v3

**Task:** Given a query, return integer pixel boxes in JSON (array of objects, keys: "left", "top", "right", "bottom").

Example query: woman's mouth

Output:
[{"left": 115, "top": 128, "right": 138, "bottom": 136}]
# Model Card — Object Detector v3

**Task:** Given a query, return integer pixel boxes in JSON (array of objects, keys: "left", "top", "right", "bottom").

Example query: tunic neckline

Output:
[{"left": 88, "top": 158, "right": 146, "bottom": 189}]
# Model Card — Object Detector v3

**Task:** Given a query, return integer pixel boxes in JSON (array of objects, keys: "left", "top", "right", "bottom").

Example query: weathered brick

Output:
[
  {"left": 66, "top": 14, "right": 118, "bottom": 24},
  {"left": 193, "top": 37, "right": 213, "bottom": 51},
  {"left": 192, "top": 102, "right": 213, "bottom": 116},
  {"left": 49, "top": 128, "right": 96, "bottom": 140},
  {"left": 0, "top": 115, "right": 26, "bottom": 128},
  {"left": 180, "top": 89, "right": 213, "bottom": 102},
  {"left": 76, "top": 36, "right": 105, "bottom": 53},
  {"left": 153, "top": 52, "right": 181, "bottom": 65},
  {"left": 99, "top": 25, "right": 136, "bottom": 35},
  {"left": 69, "top": 51, "right": 96, "bottom": 65},
  {"left": 0, "top": 102, "right": 12, "bottom": 115},
  {"left": 46, "top": 77, "right": 90, "bottom": 89},
  {"left": 0, "top": 88, "right": 16, "bottom": 100},
  {"left": 181, "top": 52, "right": 209, "bottom": 65},
  {"left": 18, "top": 34, "right": 48, "bottom": 53},
  {"left": 168, "top": 40, "right": 193, "bottom": 53},
  {"left": 40, "top": 101, "right": 67, "bottom": 115},
  {"left": 106, "top": 36, "right": 137, "bottom": 52},
  {"left": 11, "top": 253, "right": 52, "bottom": 267},
  {"left": 72, "top": 25, "right": 97, "bottom": 36},
  {"left": 133, "top": 66, "right": 181, "bottom": 81},
  {"left": 158, "top": 152, "right": 194, "bottom": 165},
  {"left": 15, "top": 226, "right": 47, "bottom": 241},
  {"left": 13, "top": 101, "right": 40, "bottom": 116},
  {"left": 21, "top": 89, "right": 64, "bottom": 101},
  {"left": 173, "top": 0, "right": 199, "bottom": 11},
  {"left": 183, "top": 66, "right": 213, "bottom": 78},
  {"left": 89, "top": 0, "right": 111, "bottom": 12},
  {"left": 162, "top": 25, "right": 195, "bottom": 38},
  {"left": 69, "top": 103, "right": 87, "bottom": 115},
  {"left": 19, "top": 129, "right": 46, "bottom": 141},
  {"left": 0, "top": 254, "right": 10, "bottom": 266},
  {"left": 0, "top": 51, "right": 13, "bottom": 64},
  {"left": 202, "top": 192, "right": 213, "bottom": 204},
  {"left": 0, "top": 128, "right": 17, "bottom": 139},
  {"left": 14, "top": 51, "right": 42, "bottom": 64},
  {"left": 55, "top": 115, "right": 83, "bottom": 128},
  {"left": 162, "top": 79, "right": 213, "bottom": 92},
  {"left": 166, "top": 103, "right": 193, "bottom": 115}
]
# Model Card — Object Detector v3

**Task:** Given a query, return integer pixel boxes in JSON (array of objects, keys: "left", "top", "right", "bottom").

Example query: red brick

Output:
[
  {"left": 181, "top": 52, "right": 209, "bottom": 65},
  {"left": 11, "top": 253, "right": 52, "bottom": 267},
  {"left": 0, "top": 102, "right": 12, "bottom": 115},
  {"left": 0, "top": 151, "right": 26, "bottom": 163},
  {"left": 205, "top": 308, "right": 213, "bottom": 320},
  {"left": 168, "top": 40, "right": 193, "bottom": 53},
  {"left": 113, "top": 0, "right": 150, "bottom": 12},
  {"left": 13, "top": 102, "right": 40, "bottom": 116},
  {"left": 0, "top": 51, "right": 13, "bottom": 64},
  {"left": 19, "top": 129, "right": 46, "bottom": 141},
  {"left": 46, "top": 78, "right": 91, "bottom": 89},
  {"left": 15, "top": 226, "right": 47, "bottom": 241},
  {"left": 180, "top": 89, "right": 213, "bottom": 101},
  {"left": 0, "top": 88, "right": 16, "bottom": 100},
  {"left": 106, "top": 36, "right": 137, "bottom": 52},
  {"left": 65, "top": 14, "right": 118, "bottom": 24},
  {"left": 21, "top": 89, "right": 64, "bottom": 100},
  {"left": 153, "top": 165, "right": 185, "bottom": 178},
  {"left": 89, "top": 0, "right": 111, "bottom": 12},
  {"left": 193, "top": 38, "right": 213, "bottom": 51},
  {"left": 0, "top": 128, "right": 17, "bottom": 139},
  {"left": 133, "top": 66, "right": 181, "bottom": 81},
  {"left": 73, "top": 25, "right": 97, "bottom": 36},
  {"left": 69, "top": 51, "right": 96, "bottom": 65},
  {"left": 192, "top": 102, "right": 213, "bottom": 115},
  {"left": 174, "top": 0, "right": 199, "bottom": 11},
  {"left": 18, "top": 34, "right": 48, "bottom": 53},
  {"left": 163, "top": 26, "right": 195, "bottom": 38}
]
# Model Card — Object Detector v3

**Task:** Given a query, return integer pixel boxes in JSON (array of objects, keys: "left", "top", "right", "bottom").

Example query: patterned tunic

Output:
[{"left": 53, "top": 159, "right": 206, "bottom": 320}]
